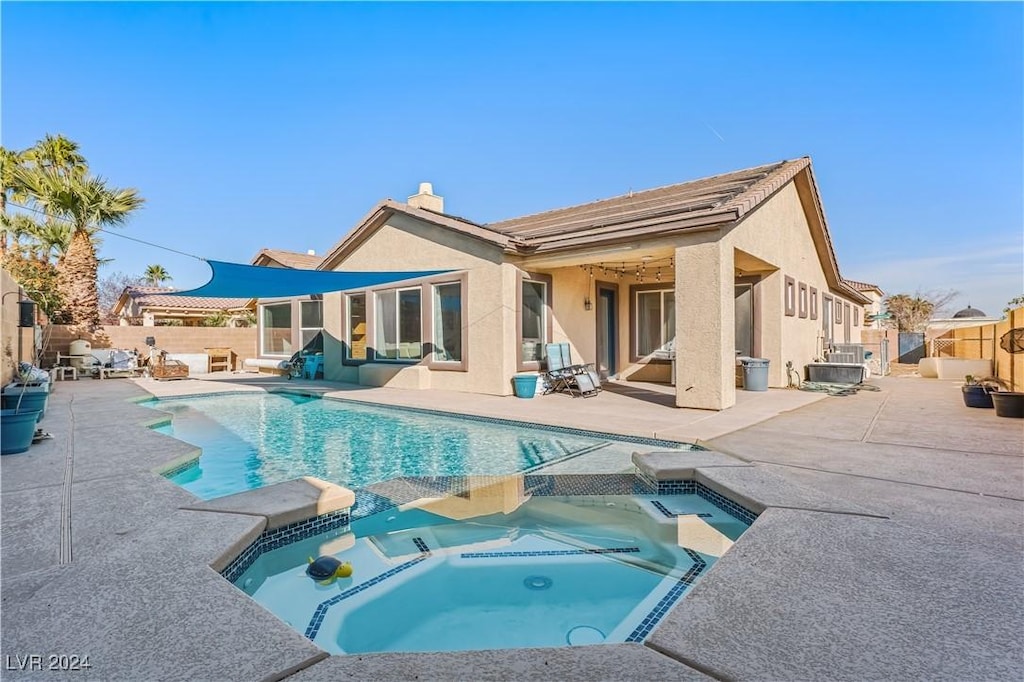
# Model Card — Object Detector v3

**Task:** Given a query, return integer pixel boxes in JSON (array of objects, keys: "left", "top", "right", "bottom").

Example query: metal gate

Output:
[{"left": 898, "top": 332, "right": 925, "bottom": 364}]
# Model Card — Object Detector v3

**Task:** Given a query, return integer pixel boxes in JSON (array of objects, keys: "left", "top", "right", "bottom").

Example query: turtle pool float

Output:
[{"left": 306, "top": 556, "right": 352, "bottom": 584}]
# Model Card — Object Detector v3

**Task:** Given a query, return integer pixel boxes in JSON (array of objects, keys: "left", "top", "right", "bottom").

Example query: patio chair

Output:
[
  {"left": 563, "top": 345, "right": 602, "bottom": 397},
  {"left": 542, "top": 343, "right": 600, "bottom": 398}
]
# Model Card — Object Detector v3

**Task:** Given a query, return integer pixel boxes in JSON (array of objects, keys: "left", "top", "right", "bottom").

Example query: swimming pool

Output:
[
  {"left": 145, "top": 392, "right": 695, "bottom": 500},
  {"left": 229, "top": 476, "right": 751, "bottom": 654}
]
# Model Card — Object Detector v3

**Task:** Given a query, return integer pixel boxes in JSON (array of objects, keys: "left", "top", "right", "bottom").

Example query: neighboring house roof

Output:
[
  {"left": 952, "top": 305, "right": 988, "bottom": 319},
  {"left": 843, "top": 279, "right": 883, "bottom": 295},
  {"left": 251, "top": 248, "right": 324, "bottom": 269},
  {"left": 317, "top": 157, "right": 869, "bottom": 304},
  {"left": 113, "top": 286, "right": 251, "bottom": 316}
]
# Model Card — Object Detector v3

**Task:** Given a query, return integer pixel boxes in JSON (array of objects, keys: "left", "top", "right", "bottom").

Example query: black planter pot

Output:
[
  {"left": 962, "top": 385, "right": 994, "bottom": 408},
  {"left": 992, "top": 392, "right": 1024, "bottom": 418}
]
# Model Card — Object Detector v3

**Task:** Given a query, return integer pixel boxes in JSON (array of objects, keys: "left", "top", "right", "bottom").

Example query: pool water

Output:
[
  {"left": 144, "top": 393, "right": 691, "bottom": 499},
  {"left": 234, "top": 489, "right": 748, "bottom": 654}
]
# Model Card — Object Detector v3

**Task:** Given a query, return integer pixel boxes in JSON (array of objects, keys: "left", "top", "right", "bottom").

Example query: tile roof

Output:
[
  {"left": 486, "top": 159, "right": 810, "bottom": 252},
  {"left": 842, "top": 279, "right": 883, "bottom": 293},
  {"left": 126, "top": 286, "right": 251, "bottom": 310},
  {"left": 253, "top": 248, "right": 323, "bottom": 269}
]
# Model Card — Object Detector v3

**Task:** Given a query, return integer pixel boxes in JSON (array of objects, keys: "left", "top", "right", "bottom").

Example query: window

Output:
[
  {"left": 375, "top": 287, "right": 422, "bottom": 360},
  {"left": 346, "top": 294, "right": 367, "bottom": 360},
  {"left": 432, "top": 282, "right": 462, "bottom": 362},
  {"left": 300, "top": 300, "right": 323, "bottom": 350},
  {"left": 636, "top": 289, "right": 675, "bottom": 356},
  {"left": 822, "top": 295, "right": 833, "bottom": 344},
  {"left": 835, "top": 299, "right": 843, "bottom": 324},
  {"left": 260, "top": 302, "right": 292, "bottom": 356},
  {"left": 854, "top": 306, "right": 860, "bottom": 327},
  {"left": 784, "top": 276, "right": 796, "bottom": 316},
  {"left": 809, "top": 287, "right": 818, "bottom": 320},
  {"left": 521, "top": 279, "right": 548, "bottom": 363},
  {"left": 798, "top": 282, "right": 808, "bottom": 319}
]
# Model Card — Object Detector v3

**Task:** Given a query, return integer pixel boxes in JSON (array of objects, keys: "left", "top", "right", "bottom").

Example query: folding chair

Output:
[{"left": 543, "top": 343, "right": 600, "bottom": 398}]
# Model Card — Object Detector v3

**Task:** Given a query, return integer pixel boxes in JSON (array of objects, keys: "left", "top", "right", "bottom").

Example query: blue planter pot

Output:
[
  {"left": 1, "top": 390, "right": 47, "bottom": 422},
  {"left": 513, "top": 374, "right": 538, "bottom": 399},
  {"left": 1, "top": 408, "right": 41, "bottom": 455},
  {"left": 961, "top": 385, "right": 994, "bottom": 409}
]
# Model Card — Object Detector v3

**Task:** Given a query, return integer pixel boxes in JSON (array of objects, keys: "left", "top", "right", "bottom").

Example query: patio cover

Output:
[{"left": 166, "top": 260, "right": 452, "bottom": 299}]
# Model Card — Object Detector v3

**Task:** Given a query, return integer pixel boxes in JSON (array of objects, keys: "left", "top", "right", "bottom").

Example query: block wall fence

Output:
[{"left": 43, "top": 325, "right": 257, "bottom": 371}]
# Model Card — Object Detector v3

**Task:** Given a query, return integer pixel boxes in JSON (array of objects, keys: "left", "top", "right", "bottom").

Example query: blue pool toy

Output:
[{"left": 306, "top": 556, "right": 352, "bottom": 584}]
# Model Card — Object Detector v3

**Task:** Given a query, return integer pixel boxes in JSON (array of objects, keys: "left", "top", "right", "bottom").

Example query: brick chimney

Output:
[{"left": 407, "top": 182, "right": 444, "bottom": 213}]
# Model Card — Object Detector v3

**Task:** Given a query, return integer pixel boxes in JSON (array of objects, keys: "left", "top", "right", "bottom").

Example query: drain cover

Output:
[
  {"left": 523, "top": 575, "right": 553, "bottom": 590},
  {"left": 566, "top": 625, "right": 606, "bottom": 646}
]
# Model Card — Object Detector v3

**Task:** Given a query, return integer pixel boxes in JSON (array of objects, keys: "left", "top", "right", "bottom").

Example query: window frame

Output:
[
  {"left": 299, "top": 298, "right": 324, "bottom": 351},
  {"left": 784, "top": 275, "right": 796, "bottom": 317},
  {"left": 341, "top": 272, "right": 469, "bottom": 371},
  {"left": 629, "top": 282, "right": 676, "bottom": 362},
  {"left": 344, "top": 292, "right": 368, "bottom": 361},
  {"left": 258, "top": 300, "right": 295, "bottom": 357},
  {"left": 426, "top": 273, "right": 469, "bottom": 371},
  {"left": 798, "top": 282, "right": 808, "bottom": 319},
  {"left": 516, "top": 271, "right": 553, "bottom": 372},
  {"left": 809, "top": 286, "right": 819, "bottom": 320},
  {"left": 374, "top": 285, "right": 424, "bottom": 361}
]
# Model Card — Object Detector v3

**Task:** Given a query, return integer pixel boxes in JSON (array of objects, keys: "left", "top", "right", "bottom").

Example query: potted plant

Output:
[
  {"left": 960, "top": 375, "right": 1006, "bottom": 409},
  {"left": 1, "top": 357, "right": 43, "bottom": 455},
  {"left": 0, "top": 343, "right": 49, "bottom": 420}
]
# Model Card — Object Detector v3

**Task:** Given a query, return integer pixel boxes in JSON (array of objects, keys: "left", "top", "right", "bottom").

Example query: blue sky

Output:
[{"left": 3, "top": 2, "right": 1021, "bottom": 317}]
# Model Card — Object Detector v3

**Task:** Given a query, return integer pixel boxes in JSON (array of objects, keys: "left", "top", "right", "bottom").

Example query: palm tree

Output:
[
  {"left": 17, "top": 167, "right": 144, "bottom": 330},
  {"left": 143, "top": 264, "right": 172, "bottom": 287},
  {"left": 23, "top": 134, "right": 86, "bottom": 178},
  {"left": 28, "top": 220, "right": 72, "bottom": 264},
  {"left": 0, "top": 146, "right": 29, "bottom": 257}
]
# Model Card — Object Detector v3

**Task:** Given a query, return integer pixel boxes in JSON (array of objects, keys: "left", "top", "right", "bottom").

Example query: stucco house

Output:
[
  {"left": 843, "top": 279, "right": 885, "bottom": 328},
  {"left": 113, "top": 286, "right": 254, "bottom": 327},
  {"left": 255, "top": 158, "right": 871, "bottom": 410}
]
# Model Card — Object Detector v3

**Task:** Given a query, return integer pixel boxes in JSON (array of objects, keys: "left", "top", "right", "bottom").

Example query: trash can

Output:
[
  {"left": 741, "top": 358, "right": 770, "bottom": 392},
  {"left": 512, "top": 374, "right": 538, "bottom": 399}
]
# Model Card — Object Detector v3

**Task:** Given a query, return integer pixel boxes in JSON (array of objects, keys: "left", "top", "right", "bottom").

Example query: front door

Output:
[
  {"left": 595, "top": 283, "right": 617, "bottom": 380},
  {"left": 735, "top": 282, "right": 755, "bottom": 357}
]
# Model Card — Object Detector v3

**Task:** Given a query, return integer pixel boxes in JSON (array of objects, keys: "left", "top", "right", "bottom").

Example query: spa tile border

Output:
[
  {"left": 222, "top": 510, "right": 351, "bottom": 583},
  {"left": 626, "top": 549, "right": 708, "bottom": 642},
  {"left": 461, "top": 547, "right": 641, "bottom": 559}
]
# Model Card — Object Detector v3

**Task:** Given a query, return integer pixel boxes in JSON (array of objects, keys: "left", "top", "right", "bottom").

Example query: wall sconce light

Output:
[{"left": 584, "top": 296, "right": 592, "bottom": 311}]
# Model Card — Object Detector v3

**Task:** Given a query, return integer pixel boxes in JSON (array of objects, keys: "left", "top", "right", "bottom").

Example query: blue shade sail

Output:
[{"left": 166, "top": 260, "right": 453, "bottom": 298}]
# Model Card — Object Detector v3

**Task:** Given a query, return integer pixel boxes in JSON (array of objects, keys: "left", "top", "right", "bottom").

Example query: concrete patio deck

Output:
[{"left": 1, "top": 375, "right": 1021, "bottom": 681}]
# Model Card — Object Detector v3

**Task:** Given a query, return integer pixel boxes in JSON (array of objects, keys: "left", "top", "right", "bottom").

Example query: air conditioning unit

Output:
[
  {"left": 831, "top": 344, "right": 866, "bottom": 362},
  {"left": 826, "top": 352, "right": 857, "bottom": 364}
]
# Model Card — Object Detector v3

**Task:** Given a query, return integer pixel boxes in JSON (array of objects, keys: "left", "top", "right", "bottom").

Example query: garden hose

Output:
[{"left": 798, "top": 381, "right": 881, "bottom": 397}]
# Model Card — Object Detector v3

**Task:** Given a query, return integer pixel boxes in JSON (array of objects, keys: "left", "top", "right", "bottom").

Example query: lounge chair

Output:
[{"left": 542, "top": 343, "right": 601, "bottom": 398}]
